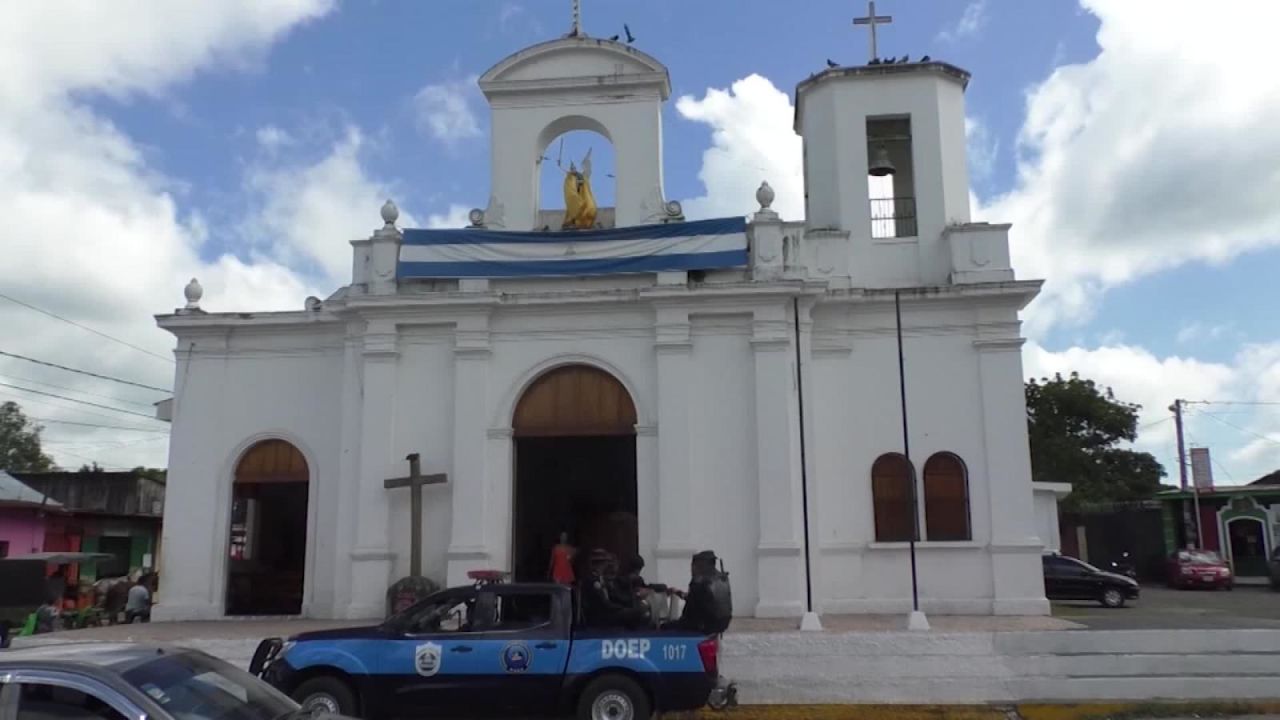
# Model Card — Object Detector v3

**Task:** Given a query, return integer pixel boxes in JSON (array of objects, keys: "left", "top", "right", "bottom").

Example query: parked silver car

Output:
[{"left": 0, "top": 643, "right": 351, "bottom": 720}]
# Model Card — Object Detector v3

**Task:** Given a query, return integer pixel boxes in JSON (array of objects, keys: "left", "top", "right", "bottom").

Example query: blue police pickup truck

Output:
[{"left": 251, "top": 580, "right": 731, "bottom": 719}]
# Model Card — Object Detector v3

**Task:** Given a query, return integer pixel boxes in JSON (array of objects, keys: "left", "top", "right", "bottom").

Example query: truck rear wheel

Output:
[
  {"left": 577, "top": 674, "right": 650, "bottom": 720},
  {"left": 293, "top": 676, "right": 357, "bottom": 717}
]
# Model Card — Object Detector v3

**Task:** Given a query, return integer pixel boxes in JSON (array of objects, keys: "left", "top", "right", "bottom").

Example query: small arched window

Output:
[
  {"left": 872, "top": 453, "right": 917, "bottom": 542},
  {"left": 923, "top": 452, "right": 970, "bottom": 541}
]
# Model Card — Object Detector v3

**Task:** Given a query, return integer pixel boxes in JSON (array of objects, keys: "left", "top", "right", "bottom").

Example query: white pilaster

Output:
[
  {"left": 347, "top": 320, "right": 399, "bottom": 619},
  {"left": 752, "top": 304, "right": 807, "bottom": 618},
  {"left": 446, "top": 313, "right": 494, "bottom": 585},
  {"left": 330, "top": 327, "right": 364, "bottom": 617},
  {"left": 975, "top": 321, "right": 1050, "bottom": 615},
  {"left": 654, "top": 307, "right": 696, "bottom": 584},
  {"left": 635, "top": 425, "right": 660, "bottom": 572},
  {"left": 485, "top": 427, "right": 514, "bottom": 574}
]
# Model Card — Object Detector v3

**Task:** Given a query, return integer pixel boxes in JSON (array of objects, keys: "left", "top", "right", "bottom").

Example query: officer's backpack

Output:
[{"left": 700, "top": 555, "right": 733, "bottom": 634}]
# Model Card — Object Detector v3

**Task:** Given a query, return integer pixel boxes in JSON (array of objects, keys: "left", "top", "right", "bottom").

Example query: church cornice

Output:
[
  {"left": 793, "top": 61, "right": 972, "bottom": 132},
  {"left": 479, "top": 36, "right": 671, "bottom": 100}
]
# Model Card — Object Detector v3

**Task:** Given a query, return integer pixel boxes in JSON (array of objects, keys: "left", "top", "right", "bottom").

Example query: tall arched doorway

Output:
[
  {"left": 226, "top": 439, "right": 309, "bottom": 615},
  {"left": 512, "top": 364, "right": 637, "bottom": 581},
  {"left": 1227, "top": 516, "right": 1269, "bottom": 578}
]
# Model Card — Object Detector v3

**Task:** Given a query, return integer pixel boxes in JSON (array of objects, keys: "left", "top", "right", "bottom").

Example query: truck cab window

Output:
[{"left": 494, "top": 592, "right": 553, "bottom": 631}]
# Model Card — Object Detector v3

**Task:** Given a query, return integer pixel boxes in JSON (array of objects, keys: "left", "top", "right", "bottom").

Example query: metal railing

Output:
[{"left": 870, "top": 196, "right": 918, "bottom": 239}]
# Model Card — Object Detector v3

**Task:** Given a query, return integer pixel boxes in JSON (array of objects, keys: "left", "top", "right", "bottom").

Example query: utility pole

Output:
[
  {"left": 1170, "top": 399, "right": 1201, "bottom": 549},
  {"left": 1172, "top": 399, "right": 1188, "bottom": 490}
]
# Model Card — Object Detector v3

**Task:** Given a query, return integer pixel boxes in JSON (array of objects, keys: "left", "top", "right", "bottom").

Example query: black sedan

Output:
[
  {"left": 0, "top": 642, "right": 348, "bottom": 720},
  {"left": 1042, "top": 552, "right": 1141, "bottom": 608}
]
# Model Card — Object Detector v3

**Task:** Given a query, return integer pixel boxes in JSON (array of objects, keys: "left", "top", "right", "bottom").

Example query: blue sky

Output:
[{"left": 2, "top": 0, "right": 1278, "bottom": 482}]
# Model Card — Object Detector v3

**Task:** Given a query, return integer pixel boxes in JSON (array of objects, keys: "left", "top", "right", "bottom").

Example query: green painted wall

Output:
[
  {"left": 80, "top": 536, "right": 99, "bottom": 581},
  {"left": 130, "top": 534, "right": 152, "bottom": 570}
]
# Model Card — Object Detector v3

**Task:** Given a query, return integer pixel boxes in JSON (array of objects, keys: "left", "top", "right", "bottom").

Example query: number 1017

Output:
[{"left": 663, "top": 644, "right": 686, "bottom": 661}]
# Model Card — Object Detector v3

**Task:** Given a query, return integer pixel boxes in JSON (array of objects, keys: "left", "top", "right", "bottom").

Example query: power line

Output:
[
  {"left": 1210, "top": 456, "right": 1236, "bottom": 484},
  {"left": 0, "top": 389, "right": 144, "bottom": 426},
  {"left": 1191, "top": 408, "right": 1280, "bottom": 447},
  {"left": 0, "top": 382, "right": 164, "bottom": 421},
  {"left": 1138, "top": 416, "right": 1171, "bottom": 431},
  {"left": 43, "top": 436, "right": 168, "bottom": 451},
  {"left": 44, "top": 445, "right": 138, "bottom": 471},
  {"left": 1186, "top": 400, "right": 1280, "bottom": 407},
  {"left": 0, "top": 291, "right": 173, "bottom": 364},
  {"left": 0, "top": 350, "right": 170, "bottom": 393},
  {"left": 29, "top": 417, "right": 168, "bottom": 433},
  {"left": 0, "top": 373, "right": 155, "bottom": 409}
]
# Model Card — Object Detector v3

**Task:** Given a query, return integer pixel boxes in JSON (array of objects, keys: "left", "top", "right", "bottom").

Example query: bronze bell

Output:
[{"left": 868, "top": 145, "right": 896, "bottom": 176}]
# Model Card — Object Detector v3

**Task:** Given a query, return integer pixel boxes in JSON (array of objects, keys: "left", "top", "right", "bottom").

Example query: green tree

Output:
[
  {"left": 1026, "top": 372, "right": 1166, "bottom": 509},
  {"left": 131, "top": 466, "right": 166, "bottom": 483},
  {"left": 0, "top": 401, "right": 56, "bottom": 472}
]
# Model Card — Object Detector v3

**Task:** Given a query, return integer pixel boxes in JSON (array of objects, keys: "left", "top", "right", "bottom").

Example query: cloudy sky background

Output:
[{"left": 1, "top": 0, "right": 1277, "bottom": 485}]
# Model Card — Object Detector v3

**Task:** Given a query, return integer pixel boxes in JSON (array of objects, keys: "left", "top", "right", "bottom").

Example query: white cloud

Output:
[
  {"left": 981, "top": 0, "right": 1280, "bottom": 335},
  {"left": 937, "top": 1, "right": 988, "bottom": 44},
  {"left": 0, "top": 1, "right": 334, "bottom": 470},
  {"left": 965, "top": 116, "right": 999, "bottom": 182},
  {"left": 1025, "top": 341, "right": 1280, "bottom": 485},
  {"left": 1176, "top": 321, "right": 1234, "bottom": 346},
  {"left": 675, "top": 74, "right": 803, "bottom": 221},
  {"left": 243, "top": 126, "right": 419, "bottom": 287},
  {"left": 427, "top": 204, "right": 473, "bottom": 229},
  {"left": 255, "top": 125, "right": 295, "bottom": 152},
  {"left": 413, "top": 77, "right": 482, "bottom": 144},
  {"left": 497, "top": 2, "right": 542, "bottom": 36}
]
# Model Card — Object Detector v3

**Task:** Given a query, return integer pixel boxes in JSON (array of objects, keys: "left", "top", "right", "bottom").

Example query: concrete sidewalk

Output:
[{"left": 11, "top": 620, "right": 1280, "bottom": 706}]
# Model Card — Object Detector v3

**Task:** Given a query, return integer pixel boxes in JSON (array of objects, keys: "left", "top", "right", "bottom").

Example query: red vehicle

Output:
[{"left": 1167, "top": 549, "right": 1234, "bottom": 590}]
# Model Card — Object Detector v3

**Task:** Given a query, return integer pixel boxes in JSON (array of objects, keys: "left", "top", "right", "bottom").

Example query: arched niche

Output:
[
  {"left": 226, "top": 438, "right": 310, "bottom": 616},
  {"left": 537, "top": 120, "right": 617, "bottom": 228}
]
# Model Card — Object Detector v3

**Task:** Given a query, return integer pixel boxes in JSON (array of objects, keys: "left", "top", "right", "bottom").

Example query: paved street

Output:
[{"left": 1053, "top": 584, "right": 1280, "bottom": 629}]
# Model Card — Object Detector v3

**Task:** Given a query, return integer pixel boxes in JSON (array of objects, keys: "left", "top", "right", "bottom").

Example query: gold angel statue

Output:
[{"left": 561, "top": 148, "right": 597, "bottom": 230}]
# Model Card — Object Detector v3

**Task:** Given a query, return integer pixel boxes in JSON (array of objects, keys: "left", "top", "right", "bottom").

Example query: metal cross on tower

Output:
[
  {"left": 853, "top": 0, "right": 893, "bottom": 63},
  {"left": 570, "top": 0, "right": 582, "bottom": 36}
]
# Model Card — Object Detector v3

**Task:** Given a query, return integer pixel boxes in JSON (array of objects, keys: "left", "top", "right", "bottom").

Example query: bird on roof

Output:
[
  {"left": 609, "top": 34, "right": 619, "bottom": 41},
  {"left": 869, "top": 57, "right": 881, "bottom": 65},
  {"left": 624, "top": 24, "right": 635, "bottom": 43},
  {"left": 826, "top": 59, "right": 839, "bottom": 68},
  {"left": 898, "top": 55, "right": 909, "bottom": 64},
  {"left": 920, "top": 55, "right": 931, "bottom": 62}
]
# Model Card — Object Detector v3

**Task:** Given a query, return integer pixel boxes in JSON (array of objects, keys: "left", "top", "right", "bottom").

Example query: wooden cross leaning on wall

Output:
[{"left": 384, "top": 453, "right": 448, "bottom": 578}]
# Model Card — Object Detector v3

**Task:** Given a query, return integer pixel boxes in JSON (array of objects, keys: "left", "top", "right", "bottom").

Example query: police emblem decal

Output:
[
  {"left": 414, "top": 642, "right": 442, "bottom": 677},
  {"left": 501, "top": 643, "right": 531, "bottom": 673}
]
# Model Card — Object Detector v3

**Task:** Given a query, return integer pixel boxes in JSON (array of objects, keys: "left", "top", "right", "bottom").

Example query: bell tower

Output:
[
  {"left": 471, "top": 35, "right": 679, "bottom": 231},
  {"left": 795, "top": 59, "right": 973, "bottom": 286}
]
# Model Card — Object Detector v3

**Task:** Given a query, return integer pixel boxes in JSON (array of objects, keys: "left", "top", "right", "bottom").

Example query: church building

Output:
[{"left": 154, "top": 13, "right": 1051, "bottom": 621}]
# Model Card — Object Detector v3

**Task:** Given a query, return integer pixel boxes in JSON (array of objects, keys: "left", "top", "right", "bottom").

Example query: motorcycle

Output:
[{"left": 1109, "top": 552, "right": 1138, "bottom": 580}]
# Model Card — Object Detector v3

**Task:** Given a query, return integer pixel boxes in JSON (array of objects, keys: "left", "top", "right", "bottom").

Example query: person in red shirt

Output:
[{"left": 548, "top": 531, "right": 576, "bottom": 585}]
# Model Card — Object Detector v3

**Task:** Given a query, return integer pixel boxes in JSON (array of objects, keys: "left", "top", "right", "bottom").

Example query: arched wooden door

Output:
[
  {"left": 226, "top": 439, "right": 309, "bottom": 615},
  {"left": 512, "top": 365, "right": 638, "bottom": 581}
]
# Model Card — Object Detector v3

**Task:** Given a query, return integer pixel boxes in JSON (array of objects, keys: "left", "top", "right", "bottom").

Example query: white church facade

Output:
[{"left": 154, "top": 27, "right": 1052, "bottom": 621}]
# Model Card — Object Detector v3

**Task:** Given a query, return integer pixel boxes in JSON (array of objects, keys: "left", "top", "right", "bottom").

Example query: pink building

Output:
[{"left": 0, "top": 470, "right": 62, "bottom": 558}]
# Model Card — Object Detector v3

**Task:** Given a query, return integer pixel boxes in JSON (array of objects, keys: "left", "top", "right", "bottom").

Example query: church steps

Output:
[{"left": 720, "top": 630, "right": 1280, "bottom": 703}]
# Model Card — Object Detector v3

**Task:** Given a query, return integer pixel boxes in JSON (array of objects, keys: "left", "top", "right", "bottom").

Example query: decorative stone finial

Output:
[
  {"left": 756, "top": 181, "right": 775, "bottom": 211},
  {"left": 183, "top": 278, "right": 203, "bottom": 310},
  {"left": 468, "top": 208, "right": 485, "bottom": 228},
  {"left": 380, "top": 199, "right": 399, "bottom": 228}
]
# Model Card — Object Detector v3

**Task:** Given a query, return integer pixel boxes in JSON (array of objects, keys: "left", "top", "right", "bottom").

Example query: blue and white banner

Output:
[{"left": 397, "top": 217, "right": 747, "bottom": 279}]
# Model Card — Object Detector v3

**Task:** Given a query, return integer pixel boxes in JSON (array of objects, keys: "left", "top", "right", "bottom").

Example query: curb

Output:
[{"left": 671, "top": 701, "right": 1280, "bottom": 720}]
